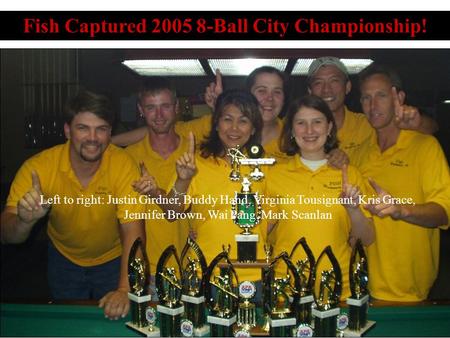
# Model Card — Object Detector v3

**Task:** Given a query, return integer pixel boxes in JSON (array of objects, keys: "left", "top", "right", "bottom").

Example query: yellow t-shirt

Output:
[
  {"left": 6, "top": 142, "right": 144, "bottom": 267},
  {"left": 265, "top": 155, "right": 371, "bottom": 299},
  {"left": 357, "top": 130, "right": 450, "bottom": 301},
  {"left": 175, "top": 114, "right": 212, "bottom": 143},
  {"left": 125, "top": 135, "right": 190, "bottom": 273},
  {"left": 182, "top": 154, "right": 267, "bottom": 282},
  {"left": 337, "top": 107, "right": 375, "bottom": 165}
]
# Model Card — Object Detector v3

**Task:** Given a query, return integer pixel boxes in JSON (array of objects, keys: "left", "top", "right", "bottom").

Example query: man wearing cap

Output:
[
  {"left": 307, "top": 56, "right": 437, "bottom": 164},
  {"left": 356, "top": 63, "right": 449, "bottom": 301}
]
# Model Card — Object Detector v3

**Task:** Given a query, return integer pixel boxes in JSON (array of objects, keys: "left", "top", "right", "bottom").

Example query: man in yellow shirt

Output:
[
  {"left": 0, "top": 91, "right": 145, "bottom": 319},
  {"left": 307, "top": 56, "right": 437, "bottom": 164},
  {"left": 356, "top": 63, "right": 450, "bottom": 301},
  {"left": 125, "top": 77, "right": 189, "bottom": 296}
]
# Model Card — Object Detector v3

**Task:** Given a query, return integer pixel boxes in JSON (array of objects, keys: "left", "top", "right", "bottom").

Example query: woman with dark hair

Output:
[
  {"left": 136, "top": 89, "right": 266, "bottom": 283},
  {"left": 265, "top": 94, "right": 374, "bottom": 299}
]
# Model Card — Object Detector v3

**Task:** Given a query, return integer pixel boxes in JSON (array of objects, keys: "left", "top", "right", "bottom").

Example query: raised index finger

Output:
[
  {"left": 215, "top": 69, "right": 223, "bottom": 93},
  {"left": 188, "top": 132, "right": 196, "bottom": 156},
  {"left": 391, "top": 86, "right": 402, "bottom": 115},
  {"left": 31, "top": 170, "right": 42, "bottom": 192},
  {"left": 139, "top": 161, "right": 150, "bottom": 177},
  {"left": 341, "top": 164, "right": 348, "bottom": 187}
]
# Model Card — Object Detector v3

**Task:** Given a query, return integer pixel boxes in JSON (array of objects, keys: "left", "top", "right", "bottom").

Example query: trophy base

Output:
[
  {"left": 207, "top": 315, "right": 236, "bottom": 337},
  {"left": 235, "top": 234, "right": 258, "bottom": 262},
  {"left": 157, "top": 305, "right": 184, "bottom": 337},
  {"left": 268, "top": 317, "right": 296, "bottom": 337},
  {"left": 126, "top": 321, "right": 161, "bottom": 337},
  {"left": 194, "top": 325, "right": 210, "bottom": 337},
  {"left": 343, "top": 320, "right": 376, "bottom": 337}
]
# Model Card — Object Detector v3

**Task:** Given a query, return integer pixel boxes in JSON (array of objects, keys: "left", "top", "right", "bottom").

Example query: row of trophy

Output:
[{"left": 125, "top": 145, "right": 375, "bottom": 336}]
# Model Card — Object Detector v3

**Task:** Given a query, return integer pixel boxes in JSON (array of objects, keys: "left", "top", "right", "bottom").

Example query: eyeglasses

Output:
[{"left": 143, "top": 103, "right": 175, "bottom": 113}]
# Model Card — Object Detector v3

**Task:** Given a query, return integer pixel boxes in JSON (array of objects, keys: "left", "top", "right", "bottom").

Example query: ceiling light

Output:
[
  {"left": 122, "top": 59, "right": 206, "bottom": 76},
  {"left": 291, "top": 58, "right": 374, "bottom": 75},
  {"left": 208, "top": 58, "right": 288, "bottom": 76}
]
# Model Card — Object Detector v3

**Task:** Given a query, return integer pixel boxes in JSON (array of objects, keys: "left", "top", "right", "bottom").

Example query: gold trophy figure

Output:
[
  {"left": 205, "top": 248, "right": 239, "bottom": 337},
  {"left": 311, "top": 246, "right": 342, "bottom": 337},
  {"left": 346, "top": 239, "right": 374, "bottom": 334},
  {"left": 156, "top": 245, "right": 184, "bottom": 337},
  {"left": 126, "top": 238, "right": 160, "bottom": 336},
  {"left": 180, "top": 237, "right": 209, "bottom": 336},
  {"left": 263, "top": 252, "right": 299, "bottom": 337},
  {"left": 227, "top": 145, "right": 275, "bottom": 262}
]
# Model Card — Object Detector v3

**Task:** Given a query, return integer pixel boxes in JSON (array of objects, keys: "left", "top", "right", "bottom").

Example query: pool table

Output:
[{"left": 1, "top": 302, "right": 450, "bottom": 336}]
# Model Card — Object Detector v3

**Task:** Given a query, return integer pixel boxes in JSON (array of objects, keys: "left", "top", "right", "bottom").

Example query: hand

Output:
[
  {"left": 17, "top": 170, "right": 50, "bottom": 224},
  {"left": 98, "top": 289, "right": 130, "bottom": 320},
  {"left": 132, "top": 162, "right": 158, "bottom": 196},
  {"left": 392, "top": 87, "right": 421, "bottom": 130},
  {"left": 176, "top": 132, "right": 197, "bottom": 180},
  {"left": 326, "top": 148, "right": 349, "bottom": 169},
  {"left": 340, "top": 164, "right": 361, "bottom": 209},
  {"left": 364, "top": 178, "right": 403, "bottom": 219},
  {"left": 204, "top": 69, "right": 223, "bottom": 109},
  {"left": 188, "top": 226, "right": 198, "bottom": 240}
]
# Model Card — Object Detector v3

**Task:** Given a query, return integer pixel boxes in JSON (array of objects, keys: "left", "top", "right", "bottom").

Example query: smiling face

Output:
[
  {"left": 138, "top": 89, "right": 178, "bottom": 135},
  {"left": 360, "top": 73, "right": 400, "bottom": 131},
  {"left": 292, "top": 106, "right": 333, "bottom": 160},
  {"left": 217, "top": 104, "right": 255, "bottom": 150},
  {"left": 64, "top": 111, "right": 111, "bottom": 163},
  {"left": 308, "top": 65, "right": 351, "bottom": 114},
  {"left": 250, "top": 72, "right": 285, "bottom": 123}
]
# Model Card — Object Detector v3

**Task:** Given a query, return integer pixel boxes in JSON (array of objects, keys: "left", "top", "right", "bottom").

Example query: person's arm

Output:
[
  {"left": 98, "top": 219, "right": 145, "bottom": 320},
  {"left": 364, "top": 179, "right": 448, "bottom": 228},
  {"left": 1, "top": 171, "right": 50, "bottom": 244},
  {"left": 341, "top": 165, "right": 375, "bottom": 247},
  {"left": 327, "top": 148, "right": 350, "bottom": 169},
  {"left": 111, "top": 127, "right": 147, "bottom": 147}
]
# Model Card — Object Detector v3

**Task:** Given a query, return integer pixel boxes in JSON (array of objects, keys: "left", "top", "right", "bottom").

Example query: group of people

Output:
[{"left": 1, "top": 56, "right": 449, "bottom": 320}]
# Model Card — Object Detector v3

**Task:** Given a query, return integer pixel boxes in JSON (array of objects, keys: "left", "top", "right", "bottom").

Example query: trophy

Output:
[
  {"left": 289, "top": 237, "right": 315, "bottom": 327},
  {"left": 126, "top": 238, "right": 160, "bottom": 336},
  {"left": 346, "top": 239, "right": 375, "bottom": 334},
  {"left": 156, "top": 245, "right": 184, "bottom": 337},
  {"left": 311, "top": 246, "right": 342, "bottom": 337},
  {"left": 227, "top": 145, "right": 275, "bottom": 262},
  {"left": 237, "top": 281, "right": 257, "bottom": 332},
  {"left": 205, "top": 246, "right": 239, "bottom": 337},
  {"left": 263, "top": 252, "right": 299, "bottom": 337},
  {"left": 180, "top": 237, "right": 209, "bottom": 336}
]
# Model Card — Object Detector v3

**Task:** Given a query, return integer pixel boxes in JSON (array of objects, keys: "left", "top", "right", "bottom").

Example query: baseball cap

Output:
[{"left": 308, "top": 57, "right": 349, "bottom": 79}]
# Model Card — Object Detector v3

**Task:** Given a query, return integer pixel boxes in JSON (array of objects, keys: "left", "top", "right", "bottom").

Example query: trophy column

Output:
[
  {"left": 156, "top": 245, "right": 184, "bottom": 337},
  {"left": 311, "top": 246, "right": 342, "bottom": 337},
  {"left": 126, "top": 238, "right": 160, "bottom": 336}
]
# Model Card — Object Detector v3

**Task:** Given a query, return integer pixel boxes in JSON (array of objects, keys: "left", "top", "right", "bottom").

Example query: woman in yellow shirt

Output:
[{"left": 265, "top": 95, "right": 375, "bottom": 298}]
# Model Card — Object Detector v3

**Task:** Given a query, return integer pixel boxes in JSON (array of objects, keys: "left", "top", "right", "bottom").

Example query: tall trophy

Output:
[
  {"left": 180, "top": 237, "right": 209, "bottom": 336},
  {"left": 311, "top": 246, "right": 342, "bottom": 337},
  {"left": 346, "top": 239, "right": 375, "bottom": 334},
  {"left": 126, "top": 238, "right": 160, "bottom": 336},
  {"left": 227, "top": 145, "right": 275, "bottom": 262},
  {"left": 289, "top": 237, "right": 315, "bottom": 335},
  {"left": 263, "top": 252, "right": 299, "bottom": 337},
  {"left": 205, "top": 246, "right": 239, "bottom": 337},
  {"left": 156, "top": 245, "right": 184, "bottom": 337}
]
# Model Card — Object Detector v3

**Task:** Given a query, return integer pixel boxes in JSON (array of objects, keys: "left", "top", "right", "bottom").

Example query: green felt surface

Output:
[{"left": 1, "top": 303, "right": 450, "bottom": 336}]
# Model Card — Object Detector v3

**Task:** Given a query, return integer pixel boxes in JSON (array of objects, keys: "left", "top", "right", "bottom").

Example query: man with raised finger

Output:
[
  {"left": 1, "top": 90, "right": 145, "bottom": 319},
  {"left": 355, "top": 63, "right": 450, "bottom": 301}
]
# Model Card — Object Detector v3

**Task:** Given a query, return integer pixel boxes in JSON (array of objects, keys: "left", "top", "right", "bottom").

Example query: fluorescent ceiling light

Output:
[
  {"left": 208, "top": 58, "right": 288, "bottom": 76},
  {"left": 291, "top": 58, "right": 374, "bottom": 75},
  {"left": 444, "top": 100, "right": 450, "bottom": 104},
  {"left": 122, "top": 59, "right": 206, "bottom": 76}
]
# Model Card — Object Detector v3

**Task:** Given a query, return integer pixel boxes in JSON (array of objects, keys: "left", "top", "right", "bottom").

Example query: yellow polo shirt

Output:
[
  {"left": 265, "top": 155, "right": 371, "bottom": 299},
  {"left": 357, "top": 130, "right": 450, "bottom": 301},
  {"left": 175, "top": 114, "right": 212, "bottom": 143},
  {"left": 182, "top": 154, "right": 267, "bottom": 282},
  {"left": 6, "top": 142, "right": 144, "bottom": 267},
  {"left": 338, "top": 107, "right": 375, "bottom": 165},
  {"left": 125, "top": 135, "right": 190, "bottom": 273}
]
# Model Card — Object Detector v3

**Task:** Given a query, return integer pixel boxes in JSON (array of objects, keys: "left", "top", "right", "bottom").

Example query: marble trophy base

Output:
[
  {"left": 312, "top": 307, "right": 340, "bottom": 337},
  {"left": 126, "top": 321, "right": 161, "bottom": 337},
  {"left": 344, "top": 295, "right": 375, "bottom": 337},
  {"left": 157, "top": 304, "right": 184, "bottom": 337},
  {"left": 235, "top": 234, "right": 258, "bottom": 262},
  {"left": 268, "top": 316, "right": 296, "bottom": 337},
  {"left": 343, "top": 320, "right": 376, "bottom": 337},
  {"left": 181, "top": 295, "right": 210, "bottom": 336},
  {"left": 207, "top": 315, "right": 237, "bottom": 337}
]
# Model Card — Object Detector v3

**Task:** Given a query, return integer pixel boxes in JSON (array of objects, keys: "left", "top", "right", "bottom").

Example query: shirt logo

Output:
[
  {"left": 323, "top": 181, "right": 341, "bottom": 189},
  {"left": 390, "top": 159, "right": 409, "bottom": 167}
]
